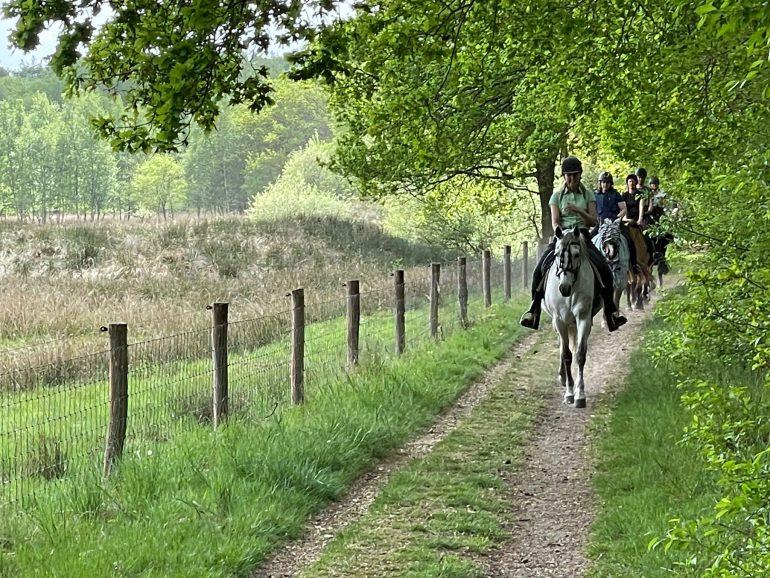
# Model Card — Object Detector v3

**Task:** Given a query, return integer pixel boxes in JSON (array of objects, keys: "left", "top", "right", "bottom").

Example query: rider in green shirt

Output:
[{"left": 520, "top": 156, "right": 628, "bottom": 332}]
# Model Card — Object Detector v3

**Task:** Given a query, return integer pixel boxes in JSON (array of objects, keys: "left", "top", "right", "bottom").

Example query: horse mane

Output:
[{"left": 597, "top": 219, "right": 621, "bottom": 247}]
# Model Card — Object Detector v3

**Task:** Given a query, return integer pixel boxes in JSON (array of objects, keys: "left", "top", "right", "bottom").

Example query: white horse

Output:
[
  {"left": 543, "top": 225, "right": 602, "bottom": 408},
  {"left": 592, "top": 219, "right": 629, "bottom": 310}
]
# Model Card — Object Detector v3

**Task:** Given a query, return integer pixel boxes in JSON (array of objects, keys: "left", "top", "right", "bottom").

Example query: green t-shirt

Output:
[{"left": 548, "top": 183, "right": 596, "bottom": 228}]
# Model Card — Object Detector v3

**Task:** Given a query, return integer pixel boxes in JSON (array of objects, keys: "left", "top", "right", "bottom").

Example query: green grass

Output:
[
  {"left": 0, "top": 288, "right": 498, "bottom": 496},
  {"left": 587, "top": 316, "right": 719, "bottom": 578},
  {"left": 0, "top": 295, "right": 528, "bottom": 577},
  {"left": 302, "top": 330, "right": 555, "bottom": 577}
]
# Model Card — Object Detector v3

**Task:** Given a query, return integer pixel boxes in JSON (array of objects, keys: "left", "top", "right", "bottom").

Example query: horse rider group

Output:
[{"left": 519, "top": 156, "right": 672, "bottom": 333}]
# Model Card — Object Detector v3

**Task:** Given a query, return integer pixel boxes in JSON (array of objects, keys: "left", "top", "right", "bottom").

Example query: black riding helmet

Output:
[
  {"left": 650, "top": 176, "right": 660, "bottom": 185},
  {"left": 600, "top": 172, "right": 614, "bottom": 185},
  {"left": 635, "top": 167, "right": 648, "bottom": 180},
  {"left": 561, "top": 156, "right": 583, "bottom": 175},
  {"left": 626, "top": 173, "right": 638, "bottom": 183}
]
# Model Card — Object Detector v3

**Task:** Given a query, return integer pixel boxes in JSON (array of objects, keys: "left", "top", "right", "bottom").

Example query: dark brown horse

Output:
[
  {"left": 624, "top": 224, "right": 654, "bottom": 310},
  {"left": 646, "top": 205, "right": 674, "bottom": 287}
]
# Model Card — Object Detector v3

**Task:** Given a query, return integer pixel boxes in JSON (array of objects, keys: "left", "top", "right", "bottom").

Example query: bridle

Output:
[{"left": 556, "top": 238, "right": 583, "bottom": 277}]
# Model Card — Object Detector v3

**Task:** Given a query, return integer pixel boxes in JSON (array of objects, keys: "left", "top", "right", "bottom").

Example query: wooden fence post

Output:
[
  {"left": 103, "top": 323, "right": 128, "bottom": 478},
  {"left": 211, "top": 302, "right": 229, "bottom": 427},
  {"left": 458, "top": 257, "right": 468, "bottom": 328},
  {"left": 522, "top": 241, "right": 530, "bottom": 289},
  {"left": 504, "top": 245, "right": 512, "bottom": 302},
  {"left": 346, "top": 280, "right": 360, "bottom": 368},
  {"left": 430, "top": 263, "right": 440, "bottom": 339},
  {"left": 290, "top": 288, "right": 305, "bottom": 404},
  {"left": 482, "top": 249, "right": 492, "bottom": 308},
  {"left": 394, "top": 270, "right": 405, "bottom": 355}
]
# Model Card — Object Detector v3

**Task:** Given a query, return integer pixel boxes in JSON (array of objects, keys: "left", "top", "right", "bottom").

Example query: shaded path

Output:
[{"left": 485, "top": 301, "right": 656, "bottom": 577}]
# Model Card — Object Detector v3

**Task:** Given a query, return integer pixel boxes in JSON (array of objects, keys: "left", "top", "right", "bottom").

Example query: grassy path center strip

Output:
[{"left": 298, "top": 333, "right": 555, "bottom": 578}]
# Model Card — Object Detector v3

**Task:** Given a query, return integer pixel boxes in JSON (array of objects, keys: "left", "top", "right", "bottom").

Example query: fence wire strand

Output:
[{"left": 0, "top": 244, "right": 533, "bottom": 507}]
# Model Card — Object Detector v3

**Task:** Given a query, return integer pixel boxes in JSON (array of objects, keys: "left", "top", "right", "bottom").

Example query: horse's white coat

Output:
[
  {"left": 542, "top": 227, "right": 597, "bottom": 407},
  {"left": 593, "top": 219, "right": 629, "bottom": 309}
]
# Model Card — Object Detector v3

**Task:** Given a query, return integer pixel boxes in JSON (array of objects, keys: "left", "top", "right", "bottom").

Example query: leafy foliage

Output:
[{"left": 2, "top": 0, "right": 338, "bottom": 152}]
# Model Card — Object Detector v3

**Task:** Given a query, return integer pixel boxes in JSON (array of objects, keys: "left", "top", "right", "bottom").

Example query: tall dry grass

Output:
[{"left": 0, "top": 214, "right": 452, "bottom": 388}]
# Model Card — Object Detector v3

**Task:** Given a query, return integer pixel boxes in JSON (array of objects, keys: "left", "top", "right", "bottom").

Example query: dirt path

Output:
[
  {"left": 257, "top": 295, "right": 658, "bottom": 578},
  {"left": 255, "top": 332, "right": 541, "bottom": 578},
  {"left": 484, "top": 300, "right": 656, "bottom": 577}
]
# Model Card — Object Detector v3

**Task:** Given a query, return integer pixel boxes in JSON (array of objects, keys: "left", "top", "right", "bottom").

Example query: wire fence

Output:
[{"left": 0, "top": 243, "right": 533, "bottom": 508}]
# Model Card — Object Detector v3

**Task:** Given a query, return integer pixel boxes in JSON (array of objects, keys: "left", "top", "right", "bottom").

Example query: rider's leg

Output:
[
  {"left": 520, "top": 241, "right": 555, "bottom": 330},
  {"left": 586, "top": 242, "right": 628, "bottom": 332}
]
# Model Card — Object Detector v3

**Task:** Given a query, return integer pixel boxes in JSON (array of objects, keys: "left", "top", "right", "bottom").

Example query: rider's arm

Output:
[
  {"left": 617, "top": 201, "right": 627, "bottom": 219},
  {"left": 566, "top": 203, "right": 597, "bottom": 227},
  {"left": 585, "top": 201, "right": 599, "bottom": 227},
  {"left": 550, "top": 203, "right": 561, "bottom": 233},
  {"left": 637, "top": 201, "right": 645, "bottom": 226}
]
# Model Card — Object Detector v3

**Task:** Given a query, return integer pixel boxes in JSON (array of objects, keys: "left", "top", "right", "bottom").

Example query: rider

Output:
[
  {"left": 646, "top": 176, "right": 674, "bottom": 273},
  {"left": 594, "top": 172, "right": 626, "bottom": 224},
  {"left": 648, "top": 176, "right": 667, "bottom": 213},
  {"left": 520, "top": 156, "right": 628, "bottom": 332},
  {"left": 622, "top": 173, "right": 645, "bottom": 227},
  {"left": 635, "top": 167, "right": 652, "bottom": 209},
  {"left": 623, "top": 173, "right": 656, "bottom": 270},
  {"left": 594, "top": 172, "right": 637, "bottom": 272}
]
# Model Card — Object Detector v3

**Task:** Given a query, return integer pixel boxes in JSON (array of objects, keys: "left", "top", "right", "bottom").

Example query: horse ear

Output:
[
  {"left": 554, "top": 226, "right": 563, "bottom": 239},
  {"left": 572, "top": 224, "right": 580, "bottom": 236}
]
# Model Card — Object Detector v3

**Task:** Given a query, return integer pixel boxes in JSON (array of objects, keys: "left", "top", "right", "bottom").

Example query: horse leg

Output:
[
  {"left": 626, "top": 280, "right": 633, "bottom": 310},
  {"left": 635, "top": 274, "right": 645, "bottom": 310},
  {"left": 658, "top": 266, "right": 664, "bottom": 288},
  {"left": 574, "top": 317, "right": 591, "bottom": 409},
  {"left": 559, "top": 331, "right": 574, "bottom": 404}
]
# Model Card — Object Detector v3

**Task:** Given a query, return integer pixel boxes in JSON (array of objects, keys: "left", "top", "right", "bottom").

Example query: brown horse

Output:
[{"left": 624, "top": 224, "right": 654, "bottom": 310}]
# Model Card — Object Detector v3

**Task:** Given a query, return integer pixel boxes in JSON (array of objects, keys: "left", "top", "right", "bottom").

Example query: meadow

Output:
[{"left": 0, "top": 206, "right": 531, "bottom": 575}]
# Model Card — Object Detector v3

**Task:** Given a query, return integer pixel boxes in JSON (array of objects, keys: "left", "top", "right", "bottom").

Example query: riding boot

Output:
[
  {"left": 520, "top": 297, "right": 542, "bottom": 330},
  {"left": 603, "top": 295, "right": 627, "bottom": 331}
]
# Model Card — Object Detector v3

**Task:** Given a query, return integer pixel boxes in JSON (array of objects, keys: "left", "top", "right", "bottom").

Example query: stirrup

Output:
[{"left": 520, "top": 311, "right": 540, "bottom": 330}]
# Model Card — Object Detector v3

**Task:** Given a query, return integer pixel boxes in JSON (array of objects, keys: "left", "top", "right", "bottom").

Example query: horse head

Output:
[
  {"left": 554, "top": 225, "right": 586, "bottom": 297},
  {"left": 597, "top": 219, "right": 622, "bottom": 263}
]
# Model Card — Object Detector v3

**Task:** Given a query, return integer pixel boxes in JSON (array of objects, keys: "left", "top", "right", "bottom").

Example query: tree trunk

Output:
[{"left": 535, "top": 155, "right": 557, "bottom": 243}]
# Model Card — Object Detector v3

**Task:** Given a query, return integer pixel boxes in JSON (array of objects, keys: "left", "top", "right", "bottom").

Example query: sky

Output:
[
  {"left": 0, "top": 3, "right": 351, "bottom": 72},
  {"left": 0, "top": 17, "right": 60, "bottom": 70}
]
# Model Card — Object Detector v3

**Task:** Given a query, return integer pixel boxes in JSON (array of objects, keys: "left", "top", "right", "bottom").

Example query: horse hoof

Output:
[
  {"left": 565, "top": 395, "right": 574, "bottom": 404},
  {"left": 574, "top": 398, "right": 587, "bottom": 409}
]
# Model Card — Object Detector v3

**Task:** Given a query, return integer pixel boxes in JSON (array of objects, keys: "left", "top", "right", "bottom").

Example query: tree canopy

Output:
[
  {"left": 5, "top": 2, "right": 770, "bottom": 570},
  {"left": 3, "top": 0, "right": 339, "bottom": 152}
]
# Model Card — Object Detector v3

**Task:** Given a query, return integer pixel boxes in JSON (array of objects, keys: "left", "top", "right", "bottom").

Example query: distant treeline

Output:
[{"left": 0, "top": 59, "right": 332, "bottom": 221}]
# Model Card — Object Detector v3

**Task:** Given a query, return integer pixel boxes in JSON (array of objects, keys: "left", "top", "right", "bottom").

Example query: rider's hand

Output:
[{"left": 565, "top": 203, "right": 578, "bottom": 214}]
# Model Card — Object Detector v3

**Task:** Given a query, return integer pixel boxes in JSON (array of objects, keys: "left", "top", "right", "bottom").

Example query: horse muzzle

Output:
[{"left": 559, "top": 281, "right": 573, "bottom": 297}]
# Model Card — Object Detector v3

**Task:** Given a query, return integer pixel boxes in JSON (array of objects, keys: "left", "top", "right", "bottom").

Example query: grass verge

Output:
[
  {"left": 587, "top": 315, "right": 719, "bottom": 578},
  {"left": 0, "top": 296, "right": 528, "bottom": 577},
  {"left": 302, "top": 331, "right": 555, "bottom": 577}
]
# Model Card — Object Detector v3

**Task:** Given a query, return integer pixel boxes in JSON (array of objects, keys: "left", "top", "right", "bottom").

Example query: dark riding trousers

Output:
[{"left": 530, "top": 231, "right": 619, "bottom": 315}]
